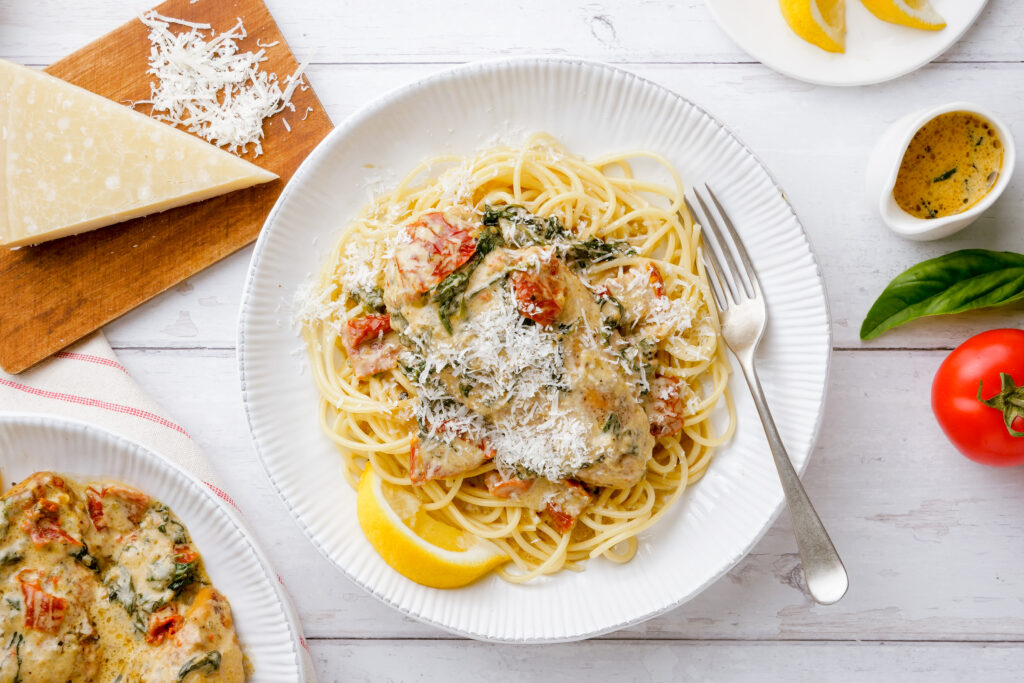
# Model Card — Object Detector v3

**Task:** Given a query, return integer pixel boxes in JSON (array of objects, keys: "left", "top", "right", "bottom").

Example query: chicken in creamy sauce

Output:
[
  {"left": 0, "top": 472, "right": 245, "bottom": 682},
  {"left": 340, "top": 206, "right": 692, "bottom": 533}
]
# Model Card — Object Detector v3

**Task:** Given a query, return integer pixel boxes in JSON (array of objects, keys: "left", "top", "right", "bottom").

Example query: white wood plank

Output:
[
  {"left": 0, "top": 0, "right": 1017, "bottom": 66},
  {"left": 106, "top": 61, "right": 1024, "bottom": 351},
  {"left": 115, "top": 347, "right": 1024, "bottom": 641},
  {"left": 307, "top": 640, "right": 1024, "bottom": 682}
]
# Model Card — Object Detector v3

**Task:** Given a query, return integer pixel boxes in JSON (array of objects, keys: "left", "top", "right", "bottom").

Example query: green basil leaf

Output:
[{"left": 860, "top": 249, "right": 1024, "bottom": 340}]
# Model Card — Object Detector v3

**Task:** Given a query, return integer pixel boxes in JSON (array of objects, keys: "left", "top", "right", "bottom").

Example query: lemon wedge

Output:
[
  {"left": 860, "top": 0, "right": 946, "bottom": 30},
  {"left": 356, "top": 467, "right": 508, "bottom": 588},
  {"left": 779, "top": 0, "right": 846, "bottom": 53}
]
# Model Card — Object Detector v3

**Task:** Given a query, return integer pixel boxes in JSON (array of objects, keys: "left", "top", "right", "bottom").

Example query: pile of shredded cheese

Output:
[
  {"left": 138, "top": 11, "right": 307, "bottom": 156},
  {"left": 407, "top": 291, "right": 593, "bottom": 481}
]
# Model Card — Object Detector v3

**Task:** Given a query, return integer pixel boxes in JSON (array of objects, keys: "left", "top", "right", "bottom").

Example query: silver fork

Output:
[{"left": 686, "top": 184, "right": 848, "bottom": 606}]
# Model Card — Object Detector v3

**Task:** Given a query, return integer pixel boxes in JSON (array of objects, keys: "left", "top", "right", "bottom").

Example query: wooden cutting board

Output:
[{"left": 0, "top": 0, "right": 332, "bottom": 373}]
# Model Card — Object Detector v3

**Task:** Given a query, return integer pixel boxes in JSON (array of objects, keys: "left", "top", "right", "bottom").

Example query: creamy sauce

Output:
[
  {"left": 893, "top": 111, "right": 1003, "bottom": 219},
  {"left": 0, "top": 472, "right": 246, "bottom": 683},
  {"left": 374, "top": 207, "right": 694, "bottom": 528}
]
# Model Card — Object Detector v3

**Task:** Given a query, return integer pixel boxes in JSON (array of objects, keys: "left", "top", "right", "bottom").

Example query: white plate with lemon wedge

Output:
[
  {"left": 239, "top": 57, "right": 831, "bottom": 642},
  {"left": 705, "top": 0, "right": 988, "bottom": 86}
]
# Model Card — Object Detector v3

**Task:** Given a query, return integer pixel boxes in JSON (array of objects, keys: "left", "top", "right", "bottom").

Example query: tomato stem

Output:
[{"left": 978, "top": 373, "right": 1024, "bottom": 438}]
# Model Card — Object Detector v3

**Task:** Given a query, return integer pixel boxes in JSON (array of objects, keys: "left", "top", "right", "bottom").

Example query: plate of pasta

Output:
[{"left": 239, "top": 57, "right": 831, "bottom": 642}]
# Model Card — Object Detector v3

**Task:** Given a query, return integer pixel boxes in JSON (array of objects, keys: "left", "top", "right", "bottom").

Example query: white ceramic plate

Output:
[
  {"left": 239, "top": 57, "right": 832, "bottom": 642},
  {"left": 0, "top": 413, "right": 304, "bottom": 680},
  {"left": 705, "top": 0, "right": 988, "bottom": 86}
]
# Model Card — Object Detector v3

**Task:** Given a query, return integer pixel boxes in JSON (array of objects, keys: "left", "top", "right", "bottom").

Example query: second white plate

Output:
[
  {"left": 0, "top": 414, "right": 305, "bottom": 680},
  {"left": 239, "top": 57, "right": 832, "bottom": 642},
  {"left": 705, "top": 0, "right": 988, "bottom": 86}
]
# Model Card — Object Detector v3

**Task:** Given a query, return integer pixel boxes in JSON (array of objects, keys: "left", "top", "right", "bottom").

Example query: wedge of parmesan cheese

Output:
[{"left": 0, "top": 59, "right": 278, "bottom": 248}]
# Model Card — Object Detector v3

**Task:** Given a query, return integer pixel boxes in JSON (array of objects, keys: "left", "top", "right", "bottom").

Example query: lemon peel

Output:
[
  {"left": 356, "top": 467, "right": 508, "bottom": 588},
  {"left": 860, "top": 0, "right": 946, "bottom": 30},
  {"left": 779, "top": 0, "right": 846, "bottom": 53}
]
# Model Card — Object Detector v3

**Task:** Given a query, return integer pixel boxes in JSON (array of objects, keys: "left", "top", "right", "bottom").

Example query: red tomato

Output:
[
  {"left": 932, "top": 329, "right": 1024, "bottom": 466},
  {"left": 484, "top": 472, "right": 533, "bottom": 498},
  {"left": 543, "top": 502, "right": 576, "bottom": 534},
  {"left": 146, "top": 607, "right": 183, "bottom": 645},
  {"left": 510, "top": 259, "right": 566, "bottom": 326},
  {"left": 393, "top": 212, "right": 477, "bottom": 294},
  {"left": 101, "top": 485, "right": 151, "bottom": 524},
  {"left": 646, "top": 263, "right": 666, "bottom": 298},
  {"left": 19, "top": 576, "right": 66, "bottom": 633},
  {"left": 647, "top": 375, "right": 686, "bottom": 438},
  {"left": 22, "top": 498, "right": 82, "bottom": 548},
  {"left": 85, "top": 487, "right": 105, "bottom": 530},
  {"left": 174, "top": 544, "right": 199, "bottom": 565},
  {"left": 342, "top": 314, "right": 392, "bottom": 350}
]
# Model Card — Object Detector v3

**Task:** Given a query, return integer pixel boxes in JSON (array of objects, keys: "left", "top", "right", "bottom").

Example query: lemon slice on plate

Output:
[
  {"left": 356, "top": 467, "right": 508, "bottom": 588},
  {"left": 860, "top": 0, "right": 946, "bottom": 30},
  {"left": 778, "top": 0, "right": 846, "bottom": 53}
]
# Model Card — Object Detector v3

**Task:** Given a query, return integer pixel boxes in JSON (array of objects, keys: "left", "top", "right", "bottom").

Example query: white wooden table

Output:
[{"left": 3, "top": 1, "right": 1024, "bottom": 680}]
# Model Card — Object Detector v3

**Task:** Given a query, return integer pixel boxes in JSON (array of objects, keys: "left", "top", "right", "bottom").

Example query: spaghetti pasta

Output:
[{"left": 300, "top": 133, "right": 734, "bottom": 583}]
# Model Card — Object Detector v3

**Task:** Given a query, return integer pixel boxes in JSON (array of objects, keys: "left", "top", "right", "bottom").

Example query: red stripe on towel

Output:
[
  {"left": 0, "top": 378, "right": 189, "bottom": 437},
  {"left": 54, "top": 351, "right": 129, "bottom": 373},
  {"left": 204, "top": 481, "right": 241, "bottom": 511}
]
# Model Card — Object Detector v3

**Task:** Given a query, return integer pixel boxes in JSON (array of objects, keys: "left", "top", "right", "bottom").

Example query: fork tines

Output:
[{"left": 685, "top": 184, "right": 762, "bottom": 311}]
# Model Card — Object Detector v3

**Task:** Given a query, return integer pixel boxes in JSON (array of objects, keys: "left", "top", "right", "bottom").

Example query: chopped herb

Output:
[
  {"left": 398, "top": 354, "right": 426, "bottom": 383},
  {"left": 351, "top": 285, "right": 386, "bottom": 314},
  {"left": 0, "top": 549, "right": 22, "bottom": 567},
  {"left": 933, "top": 167, "right": 958, "bottom": 183},
  {"left": 459, "top": 383, "right": 473, "bottom": 397},
  {"left": 105, "top": 567, "right": 151, "bottom": 633},
  {"left": 432, "top": 223, "right": 504, "bottom": 333},
  {"left": 510, "top": 463, "right": 540, "bottom": 480},
  {"left": 5, "top": 598, "right": 18, "bottom": 611},
  {"left": 482, "top": 204, "right": 567, "bottom": 244},
  {"left": 71, "top": 544, "right": 99, "bottom": 572},
  {"left": 566, "top": 238, "right": 634, "bottom": 268},
  {"left": 556, "top": 321, "right": 576, "bottom": 334},
  {"left": 177, "top": 651, "right": 221, "bottom": 681},
  {"left": 434, "top": 269, "right": 473, "bottom": 334},
  {"left": 598, "top": 295, "right": 624, "bottom": 331},
  {"left": 602, "top": 413, "right": 621, "bottom": 434},
  {"left": 154, "top": 506, "right": 188, "bottom": 544},
  {"left": 7, "top": 632, "right": 22, "bottom": 683},
  {"left": 167, "top": 560, "right": 198, "bottom": 593}
]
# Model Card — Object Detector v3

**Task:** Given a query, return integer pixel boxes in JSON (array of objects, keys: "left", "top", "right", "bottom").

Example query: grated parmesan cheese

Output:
[
  {"left": 407, "top": 290, "right": 593, "bottom": 480},
  {"left": 138, "top": 11, "right": 308, "bottom": 156}
]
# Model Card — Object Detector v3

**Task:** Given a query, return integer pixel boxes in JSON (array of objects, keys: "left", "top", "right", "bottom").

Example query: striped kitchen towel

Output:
[{"left": 0, "top": 331, "right": 317, "bottom": 681}]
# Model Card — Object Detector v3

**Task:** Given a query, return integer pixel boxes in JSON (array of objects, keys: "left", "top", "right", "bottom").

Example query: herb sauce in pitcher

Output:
[{"left": 892, "top": 112, "right": 1003, "bottom": 219}]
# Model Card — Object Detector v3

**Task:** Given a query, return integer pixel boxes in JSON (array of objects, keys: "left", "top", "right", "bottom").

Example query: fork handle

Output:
[{"left": 737, "top": 357, "right": 849, "bottom": 605}]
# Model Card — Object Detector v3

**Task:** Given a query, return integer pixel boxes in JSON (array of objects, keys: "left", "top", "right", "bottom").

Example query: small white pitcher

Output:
[{"left": 866, "top": 101, "right": 1016, "bottom": 241}]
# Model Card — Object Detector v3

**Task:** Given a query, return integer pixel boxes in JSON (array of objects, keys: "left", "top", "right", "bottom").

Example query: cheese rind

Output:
[{"left": 0, "top": 59, "right": 278, "bottom": 248}]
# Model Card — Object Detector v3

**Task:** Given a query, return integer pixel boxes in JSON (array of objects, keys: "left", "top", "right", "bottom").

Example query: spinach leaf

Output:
[
  {"left": 566, "top": 238, "right": 634, "bottom": 268},
  {"left": 482, "top": 204, "right": 566, "bottom": 243},
  {"left": 432, "top": 223, "right": 504, "bottom": 333},
  {"left": 167, "top": 560, "right": 198, "bottom": 592},
  {"left": 602, "top": 413, "right": 621, "bottom": 434},
  {"left": 7, "top": 632, "right": 21, "bottom": 683},
  {"left": 71, "top": 544, "right": 99, "bottom": 572},
  {"left": 860, "top": 250, "right": 1024, "bottom": 340},
  {"left": 177, "top": 651, "right": 221, "bottom": 681},
  {"left": 351, "top": 285, "right": 386, "bottom": 314},
  {"left": 0, "top": 549, "right": 22, "bottom": 567}
]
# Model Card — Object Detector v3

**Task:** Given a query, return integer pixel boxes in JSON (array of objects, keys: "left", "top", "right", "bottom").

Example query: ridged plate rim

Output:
[{"left": 238, "top": 56, "right": 833, "bottom": 643}]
